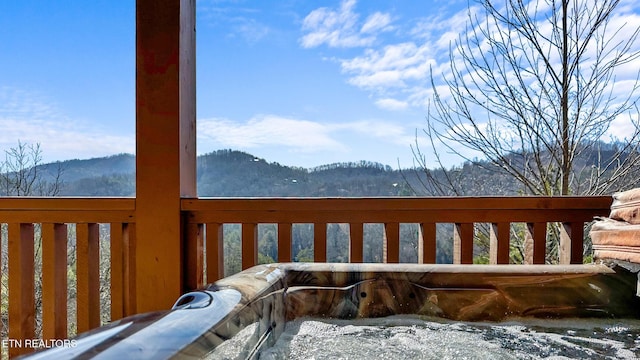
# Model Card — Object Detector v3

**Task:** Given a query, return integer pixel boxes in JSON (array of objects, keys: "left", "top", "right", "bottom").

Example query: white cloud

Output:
[
  {"left": 339, "top": 42, "right": 433, "bottom": 90},
  {"left": 361, "top": 12, "right": 393, "bottom": 34},
  {"left": 197, "top": 114, "right": 415, "bottom": 154},
  {"left": 606, "top": 113, "right": 639, "bottom": 141},
  {"left": 232, "top": 18, "right": 270, "bottom": 44},
  {"left": 311, "top": 0, "right": 640, "bottom": 123},
  {"left": 298, "top": 2, "right": 467, "bottom": 107},
  {"left": 0, "top": 87, "right": 134, "bottom": 161},
  {"left": 0, "top": 87, "right": 63, "bottom": 121},
  {"left": 0, "top": 118, "right": 134, "bottom": 161},
  {"left": 198, "top": 115, "right": 346, "bottom": 152},
  {"left": 196, "top": 1, "right": 270, "bottom": 45},
  {"left": 300, "top": 0, "right": 391, "bottom": 48},
  {"left": 299, "top": 1, "right": 461, "bottom": 109},
  {"left": 335, "top": 120, "right": 414, "bottom": 146},
  {"left": 375, "top": 98, "right": 409, "bottom": 111},
  {"left": 340, "top": 43, "right": 424, "bottom": 73},
  {"left": 348, "top": 70, "right": 405, "bottom": 89}
]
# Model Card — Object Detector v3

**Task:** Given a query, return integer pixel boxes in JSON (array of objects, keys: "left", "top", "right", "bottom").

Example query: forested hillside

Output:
[
  {"left": 49, "top": 146, "right": 635, "bottom": 197},
  {"left": 55, "top": 150, "right": 412, "bottom": 197}
]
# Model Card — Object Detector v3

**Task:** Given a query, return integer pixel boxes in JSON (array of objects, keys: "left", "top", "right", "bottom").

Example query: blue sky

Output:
[{"left": 0, "top": 0, "right": 638, "bottom": 169}]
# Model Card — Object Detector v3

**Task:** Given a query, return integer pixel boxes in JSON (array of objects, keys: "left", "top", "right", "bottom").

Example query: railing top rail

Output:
[
  {"left": 182, "top": 196, "right": 612, "bottom": 224},
  {"left": 0, "top": 197, "right": 136, "bottom": 223},
  {"left": 0, "top": 196, "right": 612, "bottom": 224},
  {"left": 0, "top": 197, "right": 136, "bottom": 211},
  {"left": 0, "top": 196, "right": 612, "bottom": 211},
  {"left": 182, "top": 196, "right": 612, "bottom": 211}
]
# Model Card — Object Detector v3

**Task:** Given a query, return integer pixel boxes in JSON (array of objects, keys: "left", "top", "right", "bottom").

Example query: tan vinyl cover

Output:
[
  {"left": 610, "top": 188, "right": 640, "bottom": 224},
  {"left": 591, "top": 216, "right": 640, "bottom": 262}
]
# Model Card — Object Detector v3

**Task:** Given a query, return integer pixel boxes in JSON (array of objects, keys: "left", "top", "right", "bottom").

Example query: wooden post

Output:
[
  {"left": 8, "top": 223, "right": 35, "bottom": 358},
  {"left": 184, "top": 223, "right": 204, "bottom": 290},
  {"left": 278, "top": 223, "right": 292, "bottom": 262},
  {"left": 383, "top": 222, "right": 400, "bottom": 263},
  {"left": 110, "top": 223, "right": 125, "bottom": 321},
  {"left": 135, "top": 0, "right": 196, "bottom": 313},
  {"left": 560, "top": 222, "right": 584, "bottom": 264},
  {"left": 206, "top": 223, "right": 225, "bottom": 282},
  {"left": 76, "top": 223, "right": 101, "bottom": 333},
  {"left": 314, "top": 223, "right": 327, "bottom": 262},
  {"left": 349, "top": 222, "right": 364, "bottom": 263},
  {"left": 420, "top": 222, "right": 436, "bottom": 264},
  {"left": 41, "top": 223, "right": 68, "bottom": 340},
  {"left": 489, "top": 222, "right": 510, "bottom": 264},
  {"left": 242, "top": 223, "right": 258, "bottom": 270},
  {"left": 524, "top": 222, "right": 546, "bottom": 264},
  {"left": 123, "top": 223, "right": 137, "bottom": 317},
  {"left": 453, "top": 223, "right": 474, "bottom": 264}
]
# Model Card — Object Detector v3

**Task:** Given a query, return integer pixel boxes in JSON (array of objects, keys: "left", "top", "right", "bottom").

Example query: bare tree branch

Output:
[
  {"left": 0, "top": 141, "right": 64, "bottom": 196},
  {"left": 416, "top": 0, "right": 640, "bottom": 197},
  {"left": 412, "top": 0, "right": 640, "bottom": 263}
]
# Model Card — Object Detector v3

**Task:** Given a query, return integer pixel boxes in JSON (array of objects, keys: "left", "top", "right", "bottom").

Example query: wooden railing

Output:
[
  {"left": 0, "top": 198, "right": 135, "bottom": 358},
  {"left": 181, "top": 196, "right": 612, "bottom": 289},
  {"left": 0, "top": 196, "right": 612, "bottom": 357}
]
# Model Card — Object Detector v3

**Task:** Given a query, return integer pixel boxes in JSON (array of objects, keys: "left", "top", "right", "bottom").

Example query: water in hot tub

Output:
[{"left": 256, "top": 316, "right": 640, "bottom": 359}]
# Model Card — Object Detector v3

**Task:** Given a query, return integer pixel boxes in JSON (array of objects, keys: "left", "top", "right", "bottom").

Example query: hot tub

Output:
[{"left": 24, "top": 263, "right": 640, "bottom": 359}]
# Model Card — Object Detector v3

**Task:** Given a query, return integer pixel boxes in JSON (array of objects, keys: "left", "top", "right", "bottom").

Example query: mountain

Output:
[
  {"left": 49, "top": 154, "right": 135, "bottom": 196},
  {"left": 43, "top": 154, "right": 135, "bottom": 182},
  {"left": 38, "top": 142, "right": 640, "bottom": 197},
  {"left": 53, "top": 150, "right": 411, "bottom": 197}
]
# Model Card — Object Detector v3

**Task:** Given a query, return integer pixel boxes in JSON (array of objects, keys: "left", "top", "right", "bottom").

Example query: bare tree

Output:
[
  {"left": 0, "top": 141, "right": 63, "bottom": 196},
  {"left": 410, "top": 0, "right": 640, "bottom": 264},
  {"left": 0, "top": 141, "right": 64, "bottom": 342},
  {"left": 415, "top": 0, "right": 640, "bottom": 197}
]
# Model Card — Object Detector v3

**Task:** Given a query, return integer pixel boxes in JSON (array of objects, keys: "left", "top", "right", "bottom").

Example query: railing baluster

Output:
[
  {"left": 123, "top": 223, "right": 136, "bottom": 317},
  {"left": 383, "top": 222, "right": 400, "bottom": 263},
  {"left": 8, "top": 223, "right": 35, "bottom": 358},
  {"left": 490, "top": 222, "right": 510, "bottom": 264},
  {"left": 206, "top": 223, "right": 224, "bottom": 283},
  {"left": 560, "top": 222, "right": 584, "bottom": 265},
  {"left": 185, "top": 223, "right": 204, "bottom": 290},
  {"left": 454, "top": 223, "right": 474, "bottom": 264},
  {"left": 76, "top": 223, "right": 100, "bottom": 333},
  {"left": 42, "top": 223, "right": 68, "bottom": 339},
  {"left": 525, "top": 222, "right": 546, "bottom": 264},
  {"left": 314, "top": 223, "right": 327, "bottom": 262},
  {"left": 242, "top": 223, "right": 258, "bottom": 270},
  {"left": 420, "top": 223, "right": 437, "bottom": 264},
  {"left": 278, "top": 223, "right": 292, "bottom": 262},
  {"left": 349, "top": 222, "right": 364, "bottom": 263},
  {"left": 110, "top": 223, "right": 125, "bottom": 321}
]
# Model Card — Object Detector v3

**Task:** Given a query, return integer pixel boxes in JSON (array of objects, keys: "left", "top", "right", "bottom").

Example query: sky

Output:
[{"left": 0, "top": 0, "right": 639, "bottom": 169}]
